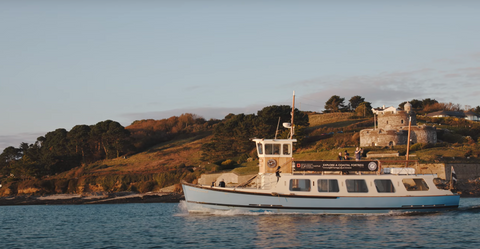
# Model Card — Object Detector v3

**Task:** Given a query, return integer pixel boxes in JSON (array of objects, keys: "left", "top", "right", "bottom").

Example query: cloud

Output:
[{"left": 456, "top": 67, "right": 480, "bottom": 79}]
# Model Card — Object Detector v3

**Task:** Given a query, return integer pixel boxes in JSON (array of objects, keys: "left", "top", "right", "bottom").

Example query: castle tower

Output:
[{"left": 360, "top": 102, "right": 436, "bottom": 147}]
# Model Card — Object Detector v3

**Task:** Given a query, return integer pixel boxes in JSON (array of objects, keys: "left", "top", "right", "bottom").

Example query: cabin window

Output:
[
  {"left": 265, "top": 144, "right": 280, "bottom": 155},
  {"left": 283, "top": 144, "right": 290, "bottom": 155},
  {"left": 402, "top": 178, "right": 429, "bottom": 191},
  {"left": 257, "top": 143, "right": 263, "bottom": 155},
  {"left": 374, "top": 179, "right": 395, "bottom": 193},
  {"left": 289, "top": 179, "right": 311, "bottom": 192},
  {"left": 317, "top": 179, "right": 339, "bottom": 192},
  {"left": 346, "top": 179, "right": 368, "bottom": 193}
]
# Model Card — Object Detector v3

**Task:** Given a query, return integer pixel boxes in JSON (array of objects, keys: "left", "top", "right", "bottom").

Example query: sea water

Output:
[{"left": 1, "top": 198, "right": 479, "bottom": 248}]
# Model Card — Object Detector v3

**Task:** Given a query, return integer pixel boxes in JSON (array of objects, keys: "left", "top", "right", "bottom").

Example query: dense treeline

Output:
[
  {"left": 201, "top": 105, "right": 309, "bottom": 162},
  {"left": 0, "top": 113, "right": 212, "bottom": 180},
  {"left": 0, "top": 120, "right": 131, "bottom": 179}
]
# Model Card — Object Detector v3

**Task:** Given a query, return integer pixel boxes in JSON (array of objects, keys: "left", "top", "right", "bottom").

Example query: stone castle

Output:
[{"left": 360, "top": 102, "right": 437, "bottom": 147}]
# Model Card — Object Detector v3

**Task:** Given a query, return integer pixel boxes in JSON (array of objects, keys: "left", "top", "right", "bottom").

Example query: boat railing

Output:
[{"left": 236, "top": 175, "right": 258, "bottom": 188}]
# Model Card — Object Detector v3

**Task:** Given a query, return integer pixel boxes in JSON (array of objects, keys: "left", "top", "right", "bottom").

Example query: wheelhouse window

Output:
[
  {"left": 402, "top": 178, "right": 429, "bottom": 191},
  {"left": 317, "top": 179, "right": 339, "bottom": 192},
  {"left": 346, "top": 179, "right": 368, "bottom": 193},
  {"left": 265, "top": 144, "right": 280, "bottom": 155},
  {"left": 374, "top": 179, "right": 395, "bottom": 193},
  {"left": 257, "top": 143, "right": 263, "bottom": 155},
  {"left": 283, "top": 144, "right": 290, "bottom": 155},
  {"left": 290, "top": 179, "right": 311, "bottom": 192}
]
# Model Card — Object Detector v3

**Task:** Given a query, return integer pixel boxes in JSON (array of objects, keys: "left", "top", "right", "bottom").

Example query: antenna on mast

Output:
[
  {"left": 282, "top": 91, "right": 296, "bottom": 139},
  {"left": 290, "top": 91, "right": 295, "bottom": 139}
]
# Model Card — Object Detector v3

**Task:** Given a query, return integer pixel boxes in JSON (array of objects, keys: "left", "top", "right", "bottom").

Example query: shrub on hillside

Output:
[
  {"left": 138, "top": 181, "right": 156, "bottom": 193},
  {"left": 464, "top": 150, "right": 473, "bottom": 158},
  {"left": 219, "top": 159, "right": 236, "bottom": 170},
  {"left": 410, "top": 143, "right": 423, "bottom": 152},
  {"left": 439, "top": 132, "right": 465, "bottom": 143},
  {"left": 67, "top": 179, "right": 78, "bottom": 193},
  {"left": 55, "top": 179, "right": 69, "bottom": 193}
]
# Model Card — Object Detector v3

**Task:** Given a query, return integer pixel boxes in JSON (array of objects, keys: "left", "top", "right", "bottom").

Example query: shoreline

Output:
[{"left": 0, "top": 192, "right": 184, "bottom": 206}]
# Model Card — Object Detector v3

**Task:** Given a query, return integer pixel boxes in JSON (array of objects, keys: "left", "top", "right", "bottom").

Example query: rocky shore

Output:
[{"left": 0, "top": 192, "right": 184, "bottom": 206}]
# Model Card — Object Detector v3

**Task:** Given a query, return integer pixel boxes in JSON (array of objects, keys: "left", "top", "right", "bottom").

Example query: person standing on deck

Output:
[
  {"left": 344, "top": 150, "right": 350, "bottom": 160},
  {"left": 355, "top": 147, "right": 362, "bottom": 161},
  {"left": 338, "top": 152, "right": 343, "bottom": 160},
  {"left": 275, "top": 166, "right": 281, "bottom": 182}
]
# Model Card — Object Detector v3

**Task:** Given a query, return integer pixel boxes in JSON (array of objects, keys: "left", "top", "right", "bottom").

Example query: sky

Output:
[{"left": 1, "top": 0, "right": 480, "bottom": 152}]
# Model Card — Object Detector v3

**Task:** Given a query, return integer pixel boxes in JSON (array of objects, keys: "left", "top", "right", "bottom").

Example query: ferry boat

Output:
[{"left": 182, "top": 95, "right": 460, "bottom": 214}]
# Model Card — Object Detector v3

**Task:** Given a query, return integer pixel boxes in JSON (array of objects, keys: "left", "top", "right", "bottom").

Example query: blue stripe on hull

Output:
[{"left": 182, "top": 184, "right": 460, "bottom": 214}]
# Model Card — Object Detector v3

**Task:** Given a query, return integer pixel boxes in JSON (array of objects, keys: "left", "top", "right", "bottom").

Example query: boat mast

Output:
[
  {"left": 405, "top": 116, "right": 412, "bottom": 167},
  {"left": 290, "top": 91, "right": 295, "bottom": 139}
]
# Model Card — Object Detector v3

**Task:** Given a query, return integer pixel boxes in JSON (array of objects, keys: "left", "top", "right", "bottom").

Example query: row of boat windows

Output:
[
  {"left": 257, "top": 143, "right": 291, "bottom": 155},
  {"left": 289, "top": 178, "right": 430, "bottom": 193}
]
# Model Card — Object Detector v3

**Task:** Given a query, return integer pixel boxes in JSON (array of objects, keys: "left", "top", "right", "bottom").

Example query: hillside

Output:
[{"left": 2, "top": 111, "right": 480, "bottom": 197}]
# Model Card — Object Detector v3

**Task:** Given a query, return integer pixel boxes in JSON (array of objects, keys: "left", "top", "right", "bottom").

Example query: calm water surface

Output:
[{"left": 1, "top": 198, "right": 479, "bottom": 248}]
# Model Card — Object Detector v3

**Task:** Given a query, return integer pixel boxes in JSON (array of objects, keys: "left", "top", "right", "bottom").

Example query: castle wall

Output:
[
  {"left": 377, "top": 111, "right": 416, "bottom": 130},
  {"left": 360, "top": 129, "right": 407, "bottom": 147},
  {"left": 411, "top": 126, "right": 437, "bottom": 144}
]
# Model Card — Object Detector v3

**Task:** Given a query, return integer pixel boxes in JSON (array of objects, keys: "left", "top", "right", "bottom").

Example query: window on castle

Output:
[
  {"left": 386, "top": 121, "right": 388, "bottom": 124},
  {"left": 401, "top": 120, "right": 404, "bottom": 124}
]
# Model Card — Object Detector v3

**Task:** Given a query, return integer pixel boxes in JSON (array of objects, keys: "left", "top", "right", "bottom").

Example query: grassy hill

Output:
[{"left": 2, "top": 112, "right": 480, "bottom": 197}]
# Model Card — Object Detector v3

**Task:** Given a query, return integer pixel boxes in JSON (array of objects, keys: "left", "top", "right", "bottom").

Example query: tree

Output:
[
  {"left": 40, "top": 128, "right": 81, "bottom": 174},
  {"left": 349, "top": 96, "right": 365, "bottom": 111},
  {"left": 257, "top": 105, "right": 309, "bottom": 139},
  {"left": 68, "top": 125, "right": 91, "bottom": 164},
  {"left": 0, "top": 146, "right": 20, "bottom": 175},
  {"left": 324, "top": 95, "right": 346, "bottom": 113},
  {"left": 422, "top": 98, "right": 438, "bottom": 107},
  {"left": 355, "top": 102, "right": 374, "bottom": 117},
  {"left": 91, "top": 120, "right": 131, "bottom": 159},
  {"left": 474, "top": 106, "right": 480, "bottom": 115}
]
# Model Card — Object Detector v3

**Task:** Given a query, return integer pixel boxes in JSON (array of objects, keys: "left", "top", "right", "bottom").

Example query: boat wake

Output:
[
  {"left": 175, "top": 201, "right": 276, "bottom": 216},
  {"left": 174, "top": 201, "right": 457, "bottom": 217}
]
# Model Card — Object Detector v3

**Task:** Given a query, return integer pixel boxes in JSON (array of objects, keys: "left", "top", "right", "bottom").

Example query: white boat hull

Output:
[{"left": 182, "top": 183, "right": 460, "bottom": 214}]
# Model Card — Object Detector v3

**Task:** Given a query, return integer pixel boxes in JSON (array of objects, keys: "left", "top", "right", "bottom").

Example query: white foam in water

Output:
[{"left": 173, "top": 200, "right": 190, "bottom": 216}]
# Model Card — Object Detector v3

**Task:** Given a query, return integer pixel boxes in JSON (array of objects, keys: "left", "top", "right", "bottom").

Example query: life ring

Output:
[{"left": 267, "top": 159, "right": 277, "bottom": 168}]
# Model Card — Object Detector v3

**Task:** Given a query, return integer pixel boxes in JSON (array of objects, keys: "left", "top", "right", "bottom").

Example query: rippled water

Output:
[{"left": 1, "top": 198, "right": 479, "bottom": 248}]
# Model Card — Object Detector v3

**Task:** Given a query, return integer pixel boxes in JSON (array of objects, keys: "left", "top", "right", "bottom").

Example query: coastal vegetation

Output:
[{"left": 1, "top": 96, "right": 480, "bottom": 197}]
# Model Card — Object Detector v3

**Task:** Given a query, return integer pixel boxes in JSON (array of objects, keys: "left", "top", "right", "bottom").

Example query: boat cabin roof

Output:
[{"left": 252, "top": 138, "right": 297, "bottom": 158}]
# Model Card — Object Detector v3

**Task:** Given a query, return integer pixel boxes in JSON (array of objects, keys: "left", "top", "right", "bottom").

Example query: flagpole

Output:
[
  {"left": 450, "top": 166, "right": 457, "bottom": 190},
  {"left": 450, "top": 166, "right": 453, "bottom": 190}
]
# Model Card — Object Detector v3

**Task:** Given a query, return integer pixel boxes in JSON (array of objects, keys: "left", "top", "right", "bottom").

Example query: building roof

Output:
[{"left": 372, "top": 106, "right": 399, "bottom": 115}]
